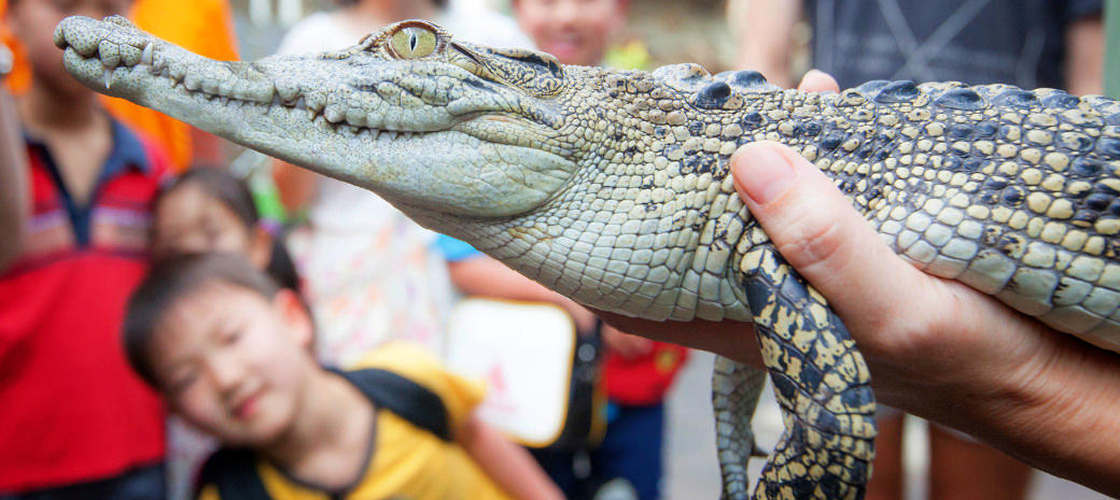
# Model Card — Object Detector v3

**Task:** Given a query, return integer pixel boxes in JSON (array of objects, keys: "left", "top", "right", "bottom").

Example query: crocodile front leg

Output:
[{"left": 739, "top": 243, "right": 877, "bottom": 499}]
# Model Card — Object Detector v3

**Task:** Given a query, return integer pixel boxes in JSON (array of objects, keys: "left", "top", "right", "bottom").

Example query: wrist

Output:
[{"left": 929, "top": 328, "right": 1120, "bottom": 495}]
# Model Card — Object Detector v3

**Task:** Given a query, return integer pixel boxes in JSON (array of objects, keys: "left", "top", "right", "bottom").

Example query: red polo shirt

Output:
[{"left": 0, "top": 120, "right": 168, "bottom": 492}]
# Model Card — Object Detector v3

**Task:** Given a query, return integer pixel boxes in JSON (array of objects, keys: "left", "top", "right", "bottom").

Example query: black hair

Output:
[
  {"left": 157, "top": 167, "right": 302, "bottom": 291},
  {"left": 124, "top": 252, "right": 282, "bottom": 388}
]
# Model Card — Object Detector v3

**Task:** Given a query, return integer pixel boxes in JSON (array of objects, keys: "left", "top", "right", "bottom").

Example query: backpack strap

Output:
[
  {"left": 195, "top": 447, "right": 270, "bottom": 500},
  {"left": 332, "top": 367, "right": 453, "bottom": 442},
  {"left": 194, "top": 368, "right": 451, "bottom": 499}
]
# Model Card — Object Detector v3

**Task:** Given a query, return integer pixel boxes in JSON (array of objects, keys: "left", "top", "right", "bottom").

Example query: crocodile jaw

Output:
[{"left": 55, "top": 15, "right": 576, "bottom": 218}]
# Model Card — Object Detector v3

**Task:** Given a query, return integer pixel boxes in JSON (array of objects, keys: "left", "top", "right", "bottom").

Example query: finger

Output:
[
  {"left": 797, "top": 69, "right": 839, "bottom": 93},
  {"left": 730, "top": 141, "right": 925, "bottom": 326}
]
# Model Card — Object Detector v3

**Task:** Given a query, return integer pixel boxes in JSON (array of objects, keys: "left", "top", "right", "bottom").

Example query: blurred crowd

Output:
[{"left": 0, "top": 0, "right": 1107, "bottom": 499}]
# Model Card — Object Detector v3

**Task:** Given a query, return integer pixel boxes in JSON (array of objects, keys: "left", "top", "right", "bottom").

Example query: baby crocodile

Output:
[{"left": 55, "top": 16, "right": 1120, "bottom": 499}]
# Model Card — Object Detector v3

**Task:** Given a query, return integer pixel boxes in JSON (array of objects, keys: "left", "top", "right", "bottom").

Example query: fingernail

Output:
[
  {"left": 804, "top": 68, "right": 826, "bottom": 79},
  {"left": 731, "top": 142, "right": 797, "bottom": 205}
]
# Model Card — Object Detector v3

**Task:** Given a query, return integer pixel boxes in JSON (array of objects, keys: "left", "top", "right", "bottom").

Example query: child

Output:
[
  {"left": 153, "top": 166, "right": 299, "bottom": 291},
  {"left": 0, "top": 0, "right": 169, "bottom": 497},
  {"left": 151, "top": 166, "right": 304, "bottom": 500},
  {"left": 123, "top": 253, "right": 563, "bottom": 500}
]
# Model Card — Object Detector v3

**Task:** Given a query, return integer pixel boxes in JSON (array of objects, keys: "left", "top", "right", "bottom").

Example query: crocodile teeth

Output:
[
  {"left": 140, "top": 43, "right": 153, "bottom": 66},
  {"left": 103, "top": 68, "right": 113, "bottom": 89}
]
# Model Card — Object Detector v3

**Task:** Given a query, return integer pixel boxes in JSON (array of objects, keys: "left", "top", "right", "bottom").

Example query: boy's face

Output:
[
  {"left": 513, "top": 0, "right": 625, "bottom": 67},
  {"left": 6, "top": 0, "right": 131, "bottom": 96},
  {"left": 153, "top": 183, "right": 271, "bottom": 269},
  {"left": 148, "top": 282, "right": 315, "bottom": 446}
]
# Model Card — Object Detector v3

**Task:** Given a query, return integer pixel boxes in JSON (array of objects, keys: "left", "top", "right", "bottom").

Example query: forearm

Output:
[
  {"left": 272, "top": 159, "right": 319, "bottom": 214},
  {"left": 728, "top": 0, "right": 801, "bottom": 87},
  {"left": 1064, "top": 14, "right": 1104, "bottom": 95},
  {"left": 448, "top": 256, "right": 596, "bottom": 331},
  {"left": 0, "top": 89, "right": 28, "bottom": 272},
  {"left": 458, "top": 415, "right": 563, "bottom": 500},
  {"left": 931, "top": 331, "right": 1120, "bottom": 496}
]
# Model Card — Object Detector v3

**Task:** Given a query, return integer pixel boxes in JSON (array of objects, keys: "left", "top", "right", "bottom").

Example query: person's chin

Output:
[
  {"left": 232, "top": 416, "right": 289, "bottom": 447},
  {"left": 541, "top": 42, "right": 585, "bottom": 65},
  {"left": 232, "top": 393, "right": 291, "bottom": 443}
]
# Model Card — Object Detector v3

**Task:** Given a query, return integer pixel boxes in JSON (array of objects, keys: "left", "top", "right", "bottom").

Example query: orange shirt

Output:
[
  {"left": 102, "top": 0, "right": 240, "bottom": 171},
  {"left": 1, "top": 0, "right": 240, "bottom": 171}
]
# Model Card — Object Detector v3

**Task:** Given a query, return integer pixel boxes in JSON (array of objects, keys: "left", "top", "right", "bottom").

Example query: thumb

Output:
[{"left": 730, "top": 141, "right": 923, "bottom": 323}]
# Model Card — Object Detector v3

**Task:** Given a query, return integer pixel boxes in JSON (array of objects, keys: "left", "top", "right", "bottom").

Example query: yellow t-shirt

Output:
[{"left": 197, "top": 342, "right": 511, "bottom": 500}]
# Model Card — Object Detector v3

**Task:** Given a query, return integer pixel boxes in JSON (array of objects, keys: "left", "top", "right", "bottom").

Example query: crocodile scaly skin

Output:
[{"left": 55, "top": 17, "right": 1120, "bottom": 499}]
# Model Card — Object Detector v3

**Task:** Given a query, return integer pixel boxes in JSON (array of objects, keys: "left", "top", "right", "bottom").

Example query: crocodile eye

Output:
[{"left": 389, "top": 26, "right": 437, "bottom": 59}]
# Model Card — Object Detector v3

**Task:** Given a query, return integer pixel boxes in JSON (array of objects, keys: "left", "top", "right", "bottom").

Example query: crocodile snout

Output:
[
  {"left": 55, "top": 16, "right": 162, "bottom": 90},
  {"left": 55, "top": 15, "right": 148, "bottom": 61}
]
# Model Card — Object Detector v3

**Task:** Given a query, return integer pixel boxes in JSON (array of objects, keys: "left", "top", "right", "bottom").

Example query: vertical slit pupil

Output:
[{"left": 409, "top": 32, "right": 418, "bottom": 51}]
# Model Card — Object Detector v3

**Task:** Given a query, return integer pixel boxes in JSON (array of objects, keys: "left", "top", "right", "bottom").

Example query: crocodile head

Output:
[
  {"left": 56, "top": 15, "right": 582, "bottom": 218},
  {"left": 57, "top": 16, "right": 759, "bottom": 323}
]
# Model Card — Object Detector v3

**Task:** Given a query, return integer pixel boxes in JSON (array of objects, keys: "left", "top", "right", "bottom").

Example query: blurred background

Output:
[{"left": 1, "top": 0, "right": 1116, "bottom": 499}]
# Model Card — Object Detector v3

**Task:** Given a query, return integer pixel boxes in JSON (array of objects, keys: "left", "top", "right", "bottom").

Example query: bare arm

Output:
[
  {"left": 1065, "top": 13, "right": 1104, "bottom": 95},
  {"left": 448, "top": 255, "right": 597, "bottom": 332},
  {"left": 727, "top": 0, "right": 802, "bottom": 88},
  {"left": 0, "top": 88, "right": 28, "bottom": 272},
  {"left": 457, "top": 413, "right": 563, "bottom": 500},
  {"left": 272, "top": 159, "right": 320, "bottom": 214}
]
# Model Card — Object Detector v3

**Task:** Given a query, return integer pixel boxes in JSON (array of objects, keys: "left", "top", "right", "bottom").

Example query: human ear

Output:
[{"left": 273, "top": 289, "right": 314, "bottom": 352}]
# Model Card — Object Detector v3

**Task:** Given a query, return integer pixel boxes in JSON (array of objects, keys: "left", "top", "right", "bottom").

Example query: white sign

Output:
[{"left": 444, "top": 298, "right": 575, "bottom": 447}]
